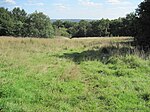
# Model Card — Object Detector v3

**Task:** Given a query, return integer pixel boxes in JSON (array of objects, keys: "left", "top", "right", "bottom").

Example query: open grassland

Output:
[{"left": 0, "top": 36, "right": 150, "bottom": 112}]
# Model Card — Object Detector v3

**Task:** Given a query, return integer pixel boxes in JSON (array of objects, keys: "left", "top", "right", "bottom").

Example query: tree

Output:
[
  {"left": 53, "top": 20, "right": 64, "bottom": 28},
  {"left": 63, "top": 21, "right": 75, "bottom": 29},
  {"left": 75, "top": 20, "right": 89, "bottom": 37},
  {"left": 0, "top": 8, "right": 14, "bottom": 36},
  {"left": 135, "top": 0, "right": 150, "bottom": 49},
  {"left": 67, "top": 22, "right": 78, "bottom": 37},
  {"left": 109, "top": 18, "right": 124, "bottom": 36},
  {"left": 11, "top": 7, "right": 27, "bottom": 37},
  {"left": 26, "top": 11, "right": 54, "bottom": 38},
  {"left": 53, "top": 27, "right": 70, "bottom": 37},
  {"left": 89, "top": 19, "right": 110, "bottom": 37},
  {"left": 124, "top": 13, "right": 137, "bottom": 37}
]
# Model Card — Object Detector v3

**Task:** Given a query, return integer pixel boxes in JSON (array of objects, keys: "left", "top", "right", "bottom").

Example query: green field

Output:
[{"left": 0, "top": 37, "right": 150, "bottom": 112}]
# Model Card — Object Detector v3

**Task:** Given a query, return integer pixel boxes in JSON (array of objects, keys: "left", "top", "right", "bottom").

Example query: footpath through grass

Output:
[{"left": 0, "top": 37, "right": 150, "bottom": 111}]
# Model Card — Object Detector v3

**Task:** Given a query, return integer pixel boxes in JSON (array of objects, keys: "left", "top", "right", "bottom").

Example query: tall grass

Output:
[{"left": 0, "top": 36, "right": 150, "bottom": 111}]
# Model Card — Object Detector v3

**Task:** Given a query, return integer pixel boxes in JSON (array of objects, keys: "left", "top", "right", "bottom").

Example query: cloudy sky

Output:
[{"left": 0, "top": 0, "right": 142, "bottom": 19}]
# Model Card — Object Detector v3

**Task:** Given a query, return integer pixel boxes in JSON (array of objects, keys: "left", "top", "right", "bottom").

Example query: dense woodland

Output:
[{"left": 0, "top": 0, "right": 150, "bottom": 49}]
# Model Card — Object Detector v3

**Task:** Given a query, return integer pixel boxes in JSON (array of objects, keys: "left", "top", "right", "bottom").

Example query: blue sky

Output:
[{"left": 0, "top": 0, "right": 143, "bottom": 19}]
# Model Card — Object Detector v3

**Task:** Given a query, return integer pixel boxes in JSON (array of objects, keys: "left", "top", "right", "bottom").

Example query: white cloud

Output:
[
  {"left": 107, "top": 0, "right": 120, "bottom": 4},
  {"left": 54, "top": 4, "right": 69, "bottom": 11},
  {"left": 35, "top": 3, "right": 44, "bottom": 6},
  {"left": 78, "top": 0, "right": 101, "bottom": 7},
  {"left": 25, "top": 0, "right": 44, "bottom": 6},
  {"left": 4, "top": 0, "right": 16, "bottom": 4},
  {"left": 107, "top": 0, "right": 132, "bottom": 5},
  {"left": 26, "top": 3, "right": 44, "bottom": 6}
]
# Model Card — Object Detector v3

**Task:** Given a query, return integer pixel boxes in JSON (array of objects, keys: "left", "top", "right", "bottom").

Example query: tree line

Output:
[
  {"left": 53, "top": 13, "right": 137, "bottom": 38},
  {"left": 0, "top": 0, "right": 150, "bottom": 49},
  {"left": 0, "top": 7, "right": 137, "bottom": 38}
]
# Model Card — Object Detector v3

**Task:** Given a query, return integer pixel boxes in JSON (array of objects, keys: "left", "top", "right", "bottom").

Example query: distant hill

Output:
[{"left": 51, "top": 19, "right": 94, "bottom": 23}]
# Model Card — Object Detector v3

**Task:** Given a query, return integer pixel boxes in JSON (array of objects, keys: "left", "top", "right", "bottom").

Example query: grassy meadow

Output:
[{"left": 0, "top": 36, "right": 150, "bottom": 112}]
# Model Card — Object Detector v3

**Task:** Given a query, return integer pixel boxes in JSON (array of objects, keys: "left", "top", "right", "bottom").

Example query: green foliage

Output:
[
  {"left": 75, "top": 20, "right": 89, "bottom": 37},
  {"left": 124, "top": 13, "right": 138, "bottom": 36},
  {"left": 54, "top": 27, "right": 71, "bottom": 37},
  {"left": 89, "top": 19, "right": 110, "bottom": 37},
  {"left": 53, "top": 20, "right": 64, "bottom": 28},
  {"left": 110, "top": 13, "right": 137, "bottom": 37},
  {"left": 135, "top": 0, "right": 150, "bottom": 49},
  {"left": 0, "top": 7, "right": 138, "bottom": 38},
  {"left": 53, "top": 20, "right": 78, "bottom": 37},
  {"left": 12, "top": 7, "right": 27, "bottom": 37},
  {"left": 0, "top": 8, "right": 14, "bottom": 36},
  {"left": 53, "top": 17, "right": 137, "bottom": 38},
  {"left": 26, "top": 12, "right": 54, "bottom": 38},
  {"left": 63, "top": 21, "right": 75, "bottom": 29},
  {"left": 0, "top": 8, "right": 54, "bottom": 38}
]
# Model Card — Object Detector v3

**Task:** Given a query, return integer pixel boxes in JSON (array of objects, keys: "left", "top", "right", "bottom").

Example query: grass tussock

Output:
[{"left": 0, "top": 36, "right": 150, "bottom": 112}]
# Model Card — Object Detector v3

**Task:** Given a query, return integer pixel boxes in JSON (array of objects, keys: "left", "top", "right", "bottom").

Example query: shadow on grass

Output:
[{"left": 59, "top": 45, "right": 135, "bottom": 64}]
